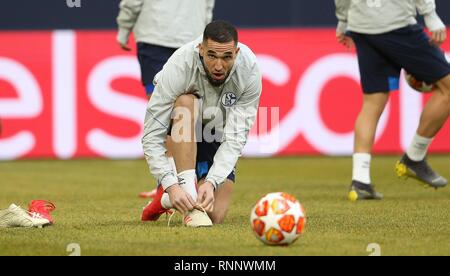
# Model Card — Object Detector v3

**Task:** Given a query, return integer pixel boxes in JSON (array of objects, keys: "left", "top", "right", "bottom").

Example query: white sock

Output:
[
  {"left": 352, "top": 153, "right": 371, "bottom": 185},
  {"left": 161, "top": 169, "right": 198, "bottom": 209},
  {"left": 161, "top": 193, "right": 172, "bottom": 209},
  {"left": 161, "top": 156, "right": 178, "bottom": 209},
  {"left": 177, "top": 170, "right": 198, "bottom": 202},
  {"left": 161, "top": 157, "right": 178, "bottom": 209},
  {"left": 406, "top": 134, "right": 433, "bottom": 161}
]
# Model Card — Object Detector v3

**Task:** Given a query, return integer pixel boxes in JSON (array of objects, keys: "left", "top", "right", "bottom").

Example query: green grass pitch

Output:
[{"left": 0, "top": 156, "right": 449, "bottom": 256}]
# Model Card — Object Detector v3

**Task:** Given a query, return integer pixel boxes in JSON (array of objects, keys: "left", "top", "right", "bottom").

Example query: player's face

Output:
[{"left": 200, "top": 39, "right": 240, "bottom": 87}]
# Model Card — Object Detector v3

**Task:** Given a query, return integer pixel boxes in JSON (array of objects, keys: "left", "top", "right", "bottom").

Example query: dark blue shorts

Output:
[
  {"left": 137, "top": 43, "right": 177, "bottom": 95},
  {"left": 349, "top": 24, "right": 450, "bottom": 94},
  {"left": 167, "top": 124, "right": 236, "bottom": 183},
  {"left": 196, "top": 139, "right": 236, "bottom": 183}
]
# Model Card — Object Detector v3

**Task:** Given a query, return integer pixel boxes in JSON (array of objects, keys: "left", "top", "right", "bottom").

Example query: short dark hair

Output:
[{"left": 203, "top": 20, "right": 238, "bottom": 45}]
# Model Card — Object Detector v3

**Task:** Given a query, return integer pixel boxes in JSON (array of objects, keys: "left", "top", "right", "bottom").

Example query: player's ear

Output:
[
  {"left": 235, "top": 47, "right": 240, "bottom": 56},
  {"left": 198, "top": 43, "right": 205, "bottom": 57}
]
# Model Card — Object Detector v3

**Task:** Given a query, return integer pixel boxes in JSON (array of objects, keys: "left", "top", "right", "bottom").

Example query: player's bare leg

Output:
[
  {"left": 169, "top": 94, "right": 212, "bottom": 227},
  {"left": 349, "top": 92, "right": 388, "bottom": 201},
  {"left": 198, "top": 179, "right": 233, "bottom": 224},
  {"left": 142, "top": 94, "right": 199, "bottom": 222},
  {"left": 171, "top": 94, "right": 198, "bottom": 172},
  {"left": 417, "top": 74, "right": 450, "bottom": 137},
  {"left": 354, "top": 93, "right": 390, "bottom": 153},
  {"left": 142, "top": 94, "right": 211, "bottom": 225},
  {"left": 396, "top": 74, "right": 450, "bottom": 188}
]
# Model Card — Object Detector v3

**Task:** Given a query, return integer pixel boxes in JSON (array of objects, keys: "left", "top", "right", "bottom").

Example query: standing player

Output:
[
  {"left": 117, "top": 0, "right": 215, "bottom": 198},
  {"left": 141, "top": 21, "right": 262, "bottom": 226},
  {"left": 335, "top": 0, "right": 450, "bottom": 200}
]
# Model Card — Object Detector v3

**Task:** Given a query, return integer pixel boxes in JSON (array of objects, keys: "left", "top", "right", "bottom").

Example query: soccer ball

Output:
[
  {"left": 250, "top": 192, "right": 306, "bottom": 246},
  {"left": 405, "top": 72, "right": 436, "bottom": 93}
]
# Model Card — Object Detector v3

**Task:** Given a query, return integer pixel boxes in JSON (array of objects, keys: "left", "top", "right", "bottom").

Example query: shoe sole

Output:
[
  {"left": 141, "top": 211, "right": 164, "bottom": 221},
  {"left": 395, "top": 161, "right": 446, "bottom": 190},
  {"left": 184, "top": 221, "right": 213, "bottom": 227},
  {"left": 185, "top": 224, "right": 213, "bottom": 228}
]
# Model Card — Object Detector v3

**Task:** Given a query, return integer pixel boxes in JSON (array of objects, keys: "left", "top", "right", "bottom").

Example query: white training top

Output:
[
  {"left": 335, "top": 0, "right": 445, "bottom": 34},
  {"left": 142, "top": 37, "right": 262, "bottom": 190},
  {"left": 117, "top": 0, "right": 215, "bottom": 48}
]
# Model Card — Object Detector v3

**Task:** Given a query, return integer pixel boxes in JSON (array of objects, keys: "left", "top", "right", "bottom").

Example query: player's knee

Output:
[
  {"left": 437, "top": 74, "right": 450, "bottom": 95},
  {"left": 209, "top": 210, "right": 227, "bottom": 224},
  {"left": 173, "top": 95, "right": 198, "bottom": 125},
  {"left": 174, "top": 94, "right": 197, "bottom": 109}
]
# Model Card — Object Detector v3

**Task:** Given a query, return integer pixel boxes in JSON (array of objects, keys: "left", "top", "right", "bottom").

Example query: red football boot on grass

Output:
[
  {"left": 141, "top": 186, "right": 171, "bottom": 221},
  {"left": 28, "top": 200, "right": 56, "bottom": 224}
]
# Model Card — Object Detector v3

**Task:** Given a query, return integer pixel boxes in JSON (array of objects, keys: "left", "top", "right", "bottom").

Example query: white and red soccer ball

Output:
[
  {"left": 405, "top": 72, "right": 437, "bottom": 93},
  {"left": 250, "top": 192, "right": 306, "bottom": 246}
]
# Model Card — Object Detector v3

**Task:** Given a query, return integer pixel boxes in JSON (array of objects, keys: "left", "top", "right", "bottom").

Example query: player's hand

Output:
[
  {"left": 430, "top": 29, "right": 447, "bottom": 47},
  {"left": 116, "top": 30, "right": 132, "bottom": 51},
  {"left": 166, "top": 184, "right": 195, "bottom": 214},
  {"left": 197, "top": 181, "right": 215, "bottom": 213},
  {"left": 119, "top": 42, "right": 132, "bottom": 51},
  {"left": 337, "top": 32, "right": 354, "bottom": 49}
]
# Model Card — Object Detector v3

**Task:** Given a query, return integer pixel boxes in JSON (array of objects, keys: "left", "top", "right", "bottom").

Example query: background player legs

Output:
[
  {"left": 198, "top": 179, "right": 233, "bottom": 224},
  {"left": 351, "top": 92, "right": 389, "bottom": 195},
  {"left": 396, "top": 74, "right": 449, "bottom": 188},
  {"left": 354, "top": 92, "right": 390, "bottom": 153},
  {"left": 416, "top": 74, "right": 450, "bottom": 138}
]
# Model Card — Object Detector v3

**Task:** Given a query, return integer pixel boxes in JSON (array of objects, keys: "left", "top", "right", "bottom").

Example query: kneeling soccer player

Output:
[{"left": 141, "top": 21, "right": 262, "bottom": 226}]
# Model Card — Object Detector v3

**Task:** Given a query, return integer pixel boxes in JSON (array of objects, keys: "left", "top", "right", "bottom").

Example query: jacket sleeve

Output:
[
  {"left": 416, "top": 0, "right": 435, "bottom": 15},
  {"left": 416, "top": 0, "right": 445, "bottom": 32},
  {"left": 116, "top": 0, "right": 144, "bottom": 45},
  {"left": 205, "top": 68, "right": 262, "bottom": 188},
  {"left": 142, "top": 63, "right": 187, "bottom": 190},
  {"left": 335, "top": 0, "right": 351, "bottom": 23},
  {"left": 335, "top": 0, "right": 351, "bottom": 33},
  {"left": 205, "top": 0, "right": 215, "bottom": 25}
]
